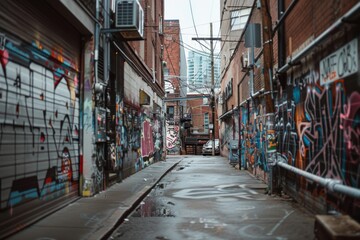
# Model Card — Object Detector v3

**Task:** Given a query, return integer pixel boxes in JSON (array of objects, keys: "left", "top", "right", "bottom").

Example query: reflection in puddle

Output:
[{"left": 132, "top": 183, "right": 175, "bottom": 217}]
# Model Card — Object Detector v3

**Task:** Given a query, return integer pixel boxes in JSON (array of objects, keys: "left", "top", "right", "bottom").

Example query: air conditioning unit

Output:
[{"left": 115, "top": 0, "right": 144, "bottom": 39}]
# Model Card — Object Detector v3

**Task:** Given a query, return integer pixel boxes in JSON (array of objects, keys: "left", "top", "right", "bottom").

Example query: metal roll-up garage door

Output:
[{"left": 0, "top": 0, "right": 81, "bottom": 236}]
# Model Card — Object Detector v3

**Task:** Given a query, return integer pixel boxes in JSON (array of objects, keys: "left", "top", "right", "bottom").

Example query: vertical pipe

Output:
[
  {"left": 238, "top": 106, "right": 242, "bottom": 169},
  {"left": 103, "top": 0, "right": 110, "bottom": 188},
  {"left": 210, "top": 22, "right": 215, "bottom": 156},
  {"left": 278, "top": 0, "right": 285, "bottom": 68},
  {"left": 94, "top": 0, "right": 100, "bottom": 84},
  {"left": 250, "top": 45, "right": 255, "bottom": 97},
  {"left": 104, "top": 0, "right": 110, "bottom": 84}
]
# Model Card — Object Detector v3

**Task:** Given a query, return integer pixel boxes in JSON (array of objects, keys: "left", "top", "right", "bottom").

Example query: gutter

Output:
[{"left": 218, "top": 106, "right": 239, "bottom": 120}]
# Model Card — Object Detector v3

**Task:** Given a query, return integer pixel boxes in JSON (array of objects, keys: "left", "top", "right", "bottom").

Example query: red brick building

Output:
[
  {"left": 219, "top": 0, "right": 360, "bottom": 221},
  {"left": 187, "top": 96, "right": 219, "bottom": 139},
  {"left": 163, "top": 20, "right": 187, "bottom": 154}
]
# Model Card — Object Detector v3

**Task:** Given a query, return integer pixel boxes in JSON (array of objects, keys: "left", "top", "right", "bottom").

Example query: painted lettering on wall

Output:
[{"left": 320, "top": 39, "right": 358, "bottom": 85}]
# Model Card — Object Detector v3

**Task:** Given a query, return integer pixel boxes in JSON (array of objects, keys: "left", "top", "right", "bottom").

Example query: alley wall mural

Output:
[
  {"left": 235, "top": 38, "right": 360, "bottom": 202},
  {"left": 0, "top": 33, "right": 80, "bottom": 212},
  {"left": 277, "top": 38, "right": 360, "bottom": 189},
  {"left": 165, "top": 123, "right": 181, "bottom": 155},
  {"left": 117, "top": 99, "right": 163, "bottom": 178}
]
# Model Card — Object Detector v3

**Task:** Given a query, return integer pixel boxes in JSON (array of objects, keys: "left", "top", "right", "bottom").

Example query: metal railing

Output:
[{"left": 276, "top": 161, "right": 360, "bottom": 199}]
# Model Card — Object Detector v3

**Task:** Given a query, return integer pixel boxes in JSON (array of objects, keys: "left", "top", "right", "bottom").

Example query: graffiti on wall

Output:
[
  {"left": 152, "top": 115, "right": 163, "bottom": 161},
  {"left": 142, "top": 120, "right": 154, "bottom": 157},
  {"left": 118, "top": 104, "right": 164, "bottom": 176},
  {"left": 240, "top": 103, "right": 268, "bottom": 173},
  {"left": 115, "top": 94, "right": 123, "bottom": 171},
  {"left": 280, "top": 45, "right": 360, "bottom": 189},
  {"left": 81, "top": 37, "right": 100, "bottom": 196},
  {"left": 275, "top": 99, "right": 298, "bottom": 167},
  {"left": 239, "top": 106, "right": 247, "bottom": 168},
  {"left": 166, "top": 123, "right": 180, "bottom": 154},
  {"left": 340, "top": 91, "right": 360, "bottom": 187},
  {"left": 220, "top": 117, "right": 235, "bottom": 146},
  {"left": 0, "top": 34, "right": 79, "bottom": 209},
  {"left": 121, "top": 107, "right": 142, "bottom": 174}
]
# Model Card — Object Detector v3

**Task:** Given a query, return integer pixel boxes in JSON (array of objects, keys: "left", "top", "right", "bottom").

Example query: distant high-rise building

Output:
[{"left": 187, "top": 50, "right": 220, "bottom": 94}]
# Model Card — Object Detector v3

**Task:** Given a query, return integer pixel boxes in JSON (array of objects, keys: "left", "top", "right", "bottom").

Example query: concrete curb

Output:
[{"left": 91, "top": 159, "right": 182, "bottom": 240}]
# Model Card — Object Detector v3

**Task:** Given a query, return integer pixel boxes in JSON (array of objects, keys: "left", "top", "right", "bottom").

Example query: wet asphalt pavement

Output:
[{"left": 108, "top": 156, "right": 315, "bottom": 240}]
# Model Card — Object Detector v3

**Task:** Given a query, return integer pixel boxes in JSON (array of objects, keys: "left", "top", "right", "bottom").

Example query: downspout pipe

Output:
[
  {"left": 277, "top": 2, "right": 360, "bottom": 74},
  {"left": 277, "top": 0, "right": 286, "bottom": 68},
  {"left": 277, "top": 161, "right": 360, "bottom": 199},
  {"left": 94, "top": 0, "right": 100, "bottom": 83},
  {"left": 104, "top": 0, "right": 110, "bottom": 85}
]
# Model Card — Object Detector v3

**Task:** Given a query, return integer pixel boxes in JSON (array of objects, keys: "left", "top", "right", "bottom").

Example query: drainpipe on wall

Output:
[
  {"left": 250, "top": 45, "right": 255, "bottom": 99},
  {"left": 103, "top": 0, "right": 111, "bottom": 188},
  {"left": 94, "top": 0, "right": 100, "bottom": 85},
  {"left": 104, "top": 0, "right": 110, "bottom": 86},
  {"left": 278, "top": 0, "right": 286, "bottom": 69}
]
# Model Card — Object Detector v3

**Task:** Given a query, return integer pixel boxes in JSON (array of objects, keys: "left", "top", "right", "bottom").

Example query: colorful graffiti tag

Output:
[
  {"left": 166, "top": 123, "right": 180, "bottom": 154},
  {"left": 280, "top": 57, "right": 360, "bottom": 189},
  {"left": 0, "top": 34, "right": 79, "bottom": 210}
]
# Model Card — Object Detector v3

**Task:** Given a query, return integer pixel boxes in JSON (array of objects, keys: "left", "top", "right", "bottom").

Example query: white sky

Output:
[{"left": 164, "top": 0, "right": 221, "bottom": 57}]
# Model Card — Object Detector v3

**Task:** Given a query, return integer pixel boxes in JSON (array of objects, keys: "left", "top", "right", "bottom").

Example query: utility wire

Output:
[
  {"left": 188, "top": 0, "right": 206, "bottom": 52},
  {"left": 164, "top": 43, "right": 207, "bottom": 96},
  {"left": 167, "top": 38, "right": 221, "bottom": 86}
]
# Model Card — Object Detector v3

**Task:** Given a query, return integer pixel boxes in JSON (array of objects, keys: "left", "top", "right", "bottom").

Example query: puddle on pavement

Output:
[
  {"left": 132, "top": 198, "right": 175, "bottom": 217},
  {"left": 132, "top": 183, "right": 175, "bottom": 218},
  {"left": 176, "top": 161, "right": 193, "bottom": 171}
]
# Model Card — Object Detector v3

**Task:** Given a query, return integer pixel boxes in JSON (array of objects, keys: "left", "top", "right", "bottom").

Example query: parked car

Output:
[{"left": 202, "top": 139, "right": 220, "bottom": 155}]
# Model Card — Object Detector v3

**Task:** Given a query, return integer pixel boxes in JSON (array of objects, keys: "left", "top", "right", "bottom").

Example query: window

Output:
[
  {"left": 167, "top": 106, "right": 174, "bottom": 115},
  {"left": 230, "top": 10, "right": 240, "bottom": 30},
  {"left": 204, "top": 113, "right": 209, "bottom": 132},
  {"left": 164, "top": 67, "right": 169, "bottom": 76},
  {"left": 230, "top": 8, "right": 251, "bottom": 31},
  {"left": 203, "top": 98, "right": 209, "bottom": 105},
  {"left": 239, "top": 8, "right": 251, "bottom": 29},
  {"left": 230, "top": 48, "right": 235, "bottom": 58},
  {"left": 159, "top": 15, "right": 163, "bottom": 35}
]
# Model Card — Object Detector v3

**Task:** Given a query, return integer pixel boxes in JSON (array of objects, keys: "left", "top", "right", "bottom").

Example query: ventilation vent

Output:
[{"left": 98, "top": 47, "right": 104, "bottom": 81}]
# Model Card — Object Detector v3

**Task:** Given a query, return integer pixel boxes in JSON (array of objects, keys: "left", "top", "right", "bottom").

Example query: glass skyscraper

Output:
[{"left": 187, "top": 50, "right": 220, "bottom": 94}]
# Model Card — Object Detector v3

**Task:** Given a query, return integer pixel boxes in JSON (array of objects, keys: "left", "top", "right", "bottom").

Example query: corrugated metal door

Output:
[{"left": 0, "top": 0, "right": 81, "bottom": 236}]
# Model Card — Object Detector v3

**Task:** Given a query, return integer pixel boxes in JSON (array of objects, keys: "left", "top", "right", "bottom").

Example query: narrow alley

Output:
[
  {"left": 109, "top": 156, "right": 315, "bottom": 240},
  {"left": 1, "top": 0, "right": 360, "bottom": 239}
]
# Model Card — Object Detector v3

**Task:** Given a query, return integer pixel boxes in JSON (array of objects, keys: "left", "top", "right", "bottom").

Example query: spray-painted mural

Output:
[
  {"left": 118, "top": 104, "right": 164, "bottom": 177},
  {"left": 142, "top": 119, "right": 154, "bottom": 157},
  {"left": 238, "top": 102, "right": 268, "bottom": 175},
  {"left": 120, "top": 106, "right": 141, "bottom": 177},
  {"left": 166, "top": 123, "right": 180, "bottom": 154},
  {"left": 81, "top": 37, "right": 102, "bottom": 196},
  {"left": 115, "top": 94, "right": 123, "bottom": 173},
  {"left": 0, "top": 33, "right": 79, "bottom": 210},
  {"left": 276, "top": 38, "right": 360, "bottom": 189},
  {"left": 152, "top": 114, "right": 163, "bottom": 161}
]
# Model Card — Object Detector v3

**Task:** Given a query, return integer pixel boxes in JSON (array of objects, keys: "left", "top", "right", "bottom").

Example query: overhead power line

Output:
[{"left": 188, "top": 0, "right": 206, "bottom": 52}]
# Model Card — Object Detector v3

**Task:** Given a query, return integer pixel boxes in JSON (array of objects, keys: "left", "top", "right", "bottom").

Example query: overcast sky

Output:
[{"left": 164, "top": 0, "right": 221, "bottom": 56}]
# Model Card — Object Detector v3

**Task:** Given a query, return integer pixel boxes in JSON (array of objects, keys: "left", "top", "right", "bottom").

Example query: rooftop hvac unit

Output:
[{"left": 115, "top": 0, "right": 144, "bottom": 39}]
